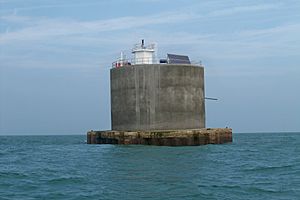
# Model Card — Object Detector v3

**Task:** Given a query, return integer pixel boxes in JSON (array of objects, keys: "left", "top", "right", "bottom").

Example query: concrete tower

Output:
[
  {"left": 110, "top": 41, "right": 205, "bottom": 131},
  {"left": 87, "top": 41, "right": 232, "bottom": 146}
]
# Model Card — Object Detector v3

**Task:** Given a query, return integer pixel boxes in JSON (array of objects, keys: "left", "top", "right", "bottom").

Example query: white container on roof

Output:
[{"left": 132, "top": 40, "right": 155, "bottom": 65}]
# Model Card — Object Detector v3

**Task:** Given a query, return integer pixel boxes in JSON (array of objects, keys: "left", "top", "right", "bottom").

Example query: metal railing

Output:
[
  {"left": 112, "top": 58, "right": 203, "bottom": 68},
  {"left": 112, "top": 59, "right": 131, "bottom": 68},
  {"left": 191, "top": 60, "right": 203, "bottom": 66},
  {"left": 132, "top": 43, "right": 155, "bottom": 52}
]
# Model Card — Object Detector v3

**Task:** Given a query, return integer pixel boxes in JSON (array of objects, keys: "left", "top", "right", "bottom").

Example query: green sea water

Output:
[{"left": 0, "top": 133, "right": 299, "bottom": 200}]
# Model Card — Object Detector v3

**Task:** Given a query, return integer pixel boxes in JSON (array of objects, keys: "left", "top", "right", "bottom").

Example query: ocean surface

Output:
[{"left": 0, "top": 133, "right": 299, "bottom": 200}]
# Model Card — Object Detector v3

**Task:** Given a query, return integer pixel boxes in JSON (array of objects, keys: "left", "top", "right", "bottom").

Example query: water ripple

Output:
[{"left": 0, "top": 133, "right": 299, "bottom": 200}]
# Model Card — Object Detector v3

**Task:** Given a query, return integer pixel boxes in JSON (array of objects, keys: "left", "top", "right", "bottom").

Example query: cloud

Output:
[
  {"left": 209, "top": 3, "right": 281, "bottom": 17},
  {"left": 0, "top": 2, "right": 281, "bottom": 44},
  {"left": 138, "top": 22, "right": 300, "bottom": 59},
  {"left": 0, "top": 14, "right": 31, "bottom": 23},
  {"left": 0, "top": 11, "right": 196, "bottom": 44},
  {"left": 1, "top": 1, "right": 298, "bottom": 72},
  {"left": 0, "top": 1, "right": 108, "bottom": 13},
  {"left": 237, "top": 23, "right": 300, "bottom": 39}
]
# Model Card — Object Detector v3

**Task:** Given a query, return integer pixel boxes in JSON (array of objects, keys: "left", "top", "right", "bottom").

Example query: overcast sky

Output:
[{"left": 0, "top": 0, "right": 300, "bottom": 135}]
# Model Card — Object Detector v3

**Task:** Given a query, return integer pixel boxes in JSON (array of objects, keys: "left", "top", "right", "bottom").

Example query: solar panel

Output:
[{"left": 167, "top": 54, "right": 191, "bottom": 64}]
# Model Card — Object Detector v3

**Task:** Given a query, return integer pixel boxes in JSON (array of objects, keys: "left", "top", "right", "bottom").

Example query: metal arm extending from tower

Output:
[{"left": 205, "top": 97, "right": 218, "bottom": 101}]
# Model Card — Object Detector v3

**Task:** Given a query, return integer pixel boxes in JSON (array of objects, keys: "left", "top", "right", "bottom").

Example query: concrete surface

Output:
[
  {"left": 87, "top": 128, "right": 232, "bottom": 146},
  {"left": 110, "top": 64, "right": 205, "bottom": 131}
]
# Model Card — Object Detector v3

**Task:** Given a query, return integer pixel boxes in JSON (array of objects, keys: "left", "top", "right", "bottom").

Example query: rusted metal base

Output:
[{"left": 87, "top": 128, "right": 232, "bottom": 146}]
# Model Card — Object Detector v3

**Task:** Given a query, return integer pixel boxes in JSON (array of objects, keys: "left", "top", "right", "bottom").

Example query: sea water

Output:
[{"left": 0, "top": 133, "right": 299, "bottom": 200}]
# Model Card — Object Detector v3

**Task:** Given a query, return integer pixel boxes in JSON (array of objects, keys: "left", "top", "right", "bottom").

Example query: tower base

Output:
[{"left": 87, "top": 128, "right": 232, "bottom": 146}]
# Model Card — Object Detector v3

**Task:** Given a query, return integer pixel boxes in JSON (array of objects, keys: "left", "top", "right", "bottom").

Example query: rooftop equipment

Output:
[
  {"left": 167, "top": 54, "right": 191, "bottom": 64},
  {"left": 132, "top": 39, "right": 156, "bottom": 65},
  {"left": 111, "top": 41, "right": 200, "bottom": 67}
]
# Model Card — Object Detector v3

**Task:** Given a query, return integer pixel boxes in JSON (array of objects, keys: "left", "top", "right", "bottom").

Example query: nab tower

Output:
[{"left": 87, "top": 40, "right": 232, "bottom": 146}]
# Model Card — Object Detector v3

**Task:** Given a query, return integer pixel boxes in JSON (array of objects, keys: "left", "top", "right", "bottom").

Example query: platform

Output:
[{"left": 87, "top": 128, "right": 232, "bottom": 146}]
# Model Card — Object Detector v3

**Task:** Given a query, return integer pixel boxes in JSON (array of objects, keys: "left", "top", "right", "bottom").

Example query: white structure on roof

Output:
[{"left": 132, "top": 40, "right": 155, "bottom": 65}]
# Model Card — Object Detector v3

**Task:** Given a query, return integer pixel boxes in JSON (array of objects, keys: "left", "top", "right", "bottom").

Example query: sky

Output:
[{"left": 0, "top": 0, "right": 300, "bottom": 135}]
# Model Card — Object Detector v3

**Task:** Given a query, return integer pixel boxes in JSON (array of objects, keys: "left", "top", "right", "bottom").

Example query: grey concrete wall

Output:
[{"left": 110, "top": 64, "right": 205, "bottom": 131}]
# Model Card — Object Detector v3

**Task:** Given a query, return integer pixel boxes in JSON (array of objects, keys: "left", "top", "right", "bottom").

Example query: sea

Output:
[{"left": 0, "top": 133, "right": 299, "bottom": 200}]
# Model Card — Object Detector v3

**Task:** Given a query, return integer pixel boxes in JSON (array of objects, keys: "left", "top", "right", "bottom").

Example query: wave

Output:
[{"left": 242, "top": 164, "right": 296, "bottom": 172}]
